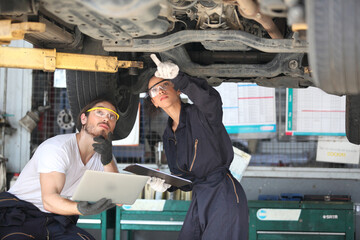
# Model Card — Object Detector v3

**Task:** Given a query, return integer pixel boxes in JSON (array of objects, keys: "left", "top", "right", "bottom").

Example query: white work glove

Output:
[
  {"left": 147, "top": 177, "right": 171, "bottom": 192},
  {"left": 150, "top": 54, "right": 179, "bottom": 79}
]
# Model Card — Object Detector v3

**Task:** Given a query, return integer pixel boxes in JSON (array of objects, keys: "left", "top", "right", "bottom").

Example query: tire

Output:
[
  {"left": 66, "top": 71, "right": 139, "bottom": 140},
  {"left": 66, "top": 37, "right": 139, "bottom": 140},
  {"left": 132, "top": 67, "right": 156, "bottom": 94},
  {"left": 123, "top": 54, "right": 156, "bottom": 94},
  {"left": 306, "top": 0, "right": 360, "bottom": 95},
  {"left": 346, "top": 95, "right": 360, "bottom": 144}
]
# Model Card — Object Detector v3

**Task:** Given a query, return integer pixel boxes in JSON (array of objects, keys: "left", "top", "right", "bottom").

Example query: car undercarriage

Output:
[{"left": 0, "top": 0, "right": 359, "bottom": 143}]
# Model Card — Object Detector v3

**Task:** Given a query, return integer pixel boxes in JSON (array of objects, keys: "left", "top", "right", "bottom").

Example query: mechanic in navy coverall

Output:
[{"left": 146, "top": 54, "right": 248, "bottom": 240}]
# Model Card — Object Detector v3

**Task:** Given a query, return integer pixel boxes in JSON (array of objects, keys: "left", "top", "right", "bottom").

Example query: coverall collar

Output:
[{"left": 166, "top": 101, "right": 187, "bottom": 134}]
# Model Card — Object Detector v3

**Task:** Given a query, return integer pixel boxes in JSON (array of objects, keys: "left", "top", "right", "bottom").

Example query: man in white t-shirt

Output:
[{"left": 0, "top": 96, "right": 120, "bottom": 240}]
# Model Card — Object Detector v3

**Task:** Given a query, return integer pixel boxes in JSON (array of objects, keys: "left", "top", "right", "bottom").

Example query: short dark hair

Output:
[{"left": 76, "top": 95, "right": 118, "bottom": 131}]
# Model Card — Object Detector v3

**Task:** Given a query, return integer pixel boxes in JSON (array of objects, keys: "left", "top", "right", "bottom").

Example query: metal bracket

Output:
[{"left": 104, "top": 30, "right": 308, "bottom": 53}]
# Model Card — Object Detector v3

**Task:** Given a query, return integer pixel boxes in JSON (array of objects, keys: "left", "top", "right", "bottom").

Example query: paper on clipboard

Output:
[
  {"left": 229, "top": 146, "right": 251, "bottom": 182},
  {"left": 123, "top": 164, "right": 192, "bottom": 188}
]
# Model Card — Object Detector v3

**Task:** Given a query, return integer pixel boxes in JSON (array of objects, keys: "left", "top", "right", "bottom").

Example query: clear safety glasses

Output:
[
  {"left": 87, "top": 107, "right": 119, "bottom": 122},
  {"left": 148, "top": 80, "right": 173, "bottom": 98}
]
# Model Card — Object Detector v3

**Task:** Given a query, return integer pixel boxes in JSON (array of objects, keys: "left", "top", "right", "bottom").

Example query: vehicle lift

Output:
[{"left": 0, "top": 20, "right": 143, "bottom": 72}]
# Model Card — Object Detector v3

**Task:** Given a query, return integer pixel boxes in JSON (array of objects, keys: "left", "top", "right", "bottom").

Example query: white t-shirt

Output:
[{"left": 9, "top": 133, "right": 105, "bottom": 212}]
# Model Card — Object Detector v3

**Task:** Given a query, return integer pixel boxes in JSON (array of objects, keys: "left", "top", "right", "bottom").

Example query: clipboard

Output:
[{"left": 123, "top": 164, "right": 192, "bottom": 188}]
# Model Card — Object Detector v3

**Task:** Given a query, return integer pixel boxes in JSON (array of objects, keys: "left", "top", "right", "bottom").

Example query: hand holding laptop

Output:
[{"left": 77, "top": 198, "right": 115, "bottom": 216}]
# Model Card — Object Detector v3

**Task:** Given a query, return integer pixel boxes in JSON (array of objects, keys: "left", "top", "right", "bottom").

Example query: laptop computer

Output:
[{"left": 71, "top": 170, "right": 150, "bottom": 205}]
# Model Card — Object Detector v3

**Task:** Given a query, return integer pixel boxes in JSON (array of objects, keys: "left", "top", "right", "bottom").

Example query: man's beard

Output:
[{"left": 84, "top": 122, "right": 107, "bottom": 138}]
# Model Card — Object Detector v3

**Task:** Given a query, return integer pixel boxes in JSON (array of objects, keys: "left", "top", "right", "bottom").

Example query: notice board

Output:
[
  {"left": 286, "top": 87, "right": 346, "bottom": 136},
  {"left": 215, "top": 83, "right": 276, "bottom": 136},
  {"left": 316, "top": 137, "right": 360, "bottom": 164}
]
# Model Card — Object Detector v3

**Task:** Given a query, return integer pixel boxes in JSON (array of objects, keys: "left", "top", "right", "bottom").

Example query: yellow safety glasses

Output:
[{"left": 87, "top": 107, "right": 119, "bottom": 122}]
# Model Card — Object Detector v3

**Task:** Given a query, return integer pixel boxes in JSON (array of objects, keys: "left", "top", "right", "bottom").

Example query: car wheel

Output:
[
  {"left": 346, "top": 95, "right": 360, "bottom": 144},
  {"left": 66, "top": 70, "right": 139, "bottom": 140},
  {"left": 131, "top": 67, "right": 156, "bottom": 94},
  {"left": 306, "top": 0, "right": 360, "bottom": 95},
  {"left": 66, "top": 37, "right": 139, "bottom": 140}
]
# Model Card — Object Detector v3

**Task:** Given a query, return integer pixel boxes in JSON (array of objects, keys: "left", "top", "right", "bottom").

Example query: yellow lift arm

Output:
[
  {"left": 0, "top": 19, "right": 46, "bottom": 45},
  {"left": 0, "top": 20, "right": 143, "bottom": 72},
  {"left": 0, "top": 46, "right": 143, "bottom": 72}
]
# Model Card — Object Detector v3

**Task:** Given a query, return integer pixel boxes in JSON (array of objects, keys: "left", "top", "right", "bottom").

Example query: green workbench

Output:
[
  {"left": 77, "top": 207, "right": 116, "bottom": 240},
  {"left": 115, "top": 199, "right": 190, "bottom": 240},
  {"left": 248, "top": 200, "right": 355, "bottom": 240}
]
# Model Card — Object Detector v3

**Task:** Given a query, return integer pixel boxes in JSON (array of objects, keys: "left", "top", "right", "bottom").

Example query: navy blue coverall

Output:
[
  {"left": 163, "top": 72, "right": 248, "bottom": 240},
  {"left": 0, "top": 192, "right": 95, "bottom": 240}
]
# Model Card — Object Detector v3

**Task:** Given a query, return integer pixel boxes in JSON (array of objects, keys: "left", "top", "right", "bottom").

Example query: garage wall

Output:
[{"left": 0, "top": 40, "right": 32, "bottom": 173}]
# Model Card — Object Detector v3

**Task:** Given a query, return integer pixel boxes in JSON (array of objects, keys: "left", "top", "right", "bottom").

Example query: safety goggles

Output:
[
  {"left": 148, "top": 80, "right": 173, "bottom": 98},
  {"left": 87, "top": 107, "right": 119, "bottom": 122}
]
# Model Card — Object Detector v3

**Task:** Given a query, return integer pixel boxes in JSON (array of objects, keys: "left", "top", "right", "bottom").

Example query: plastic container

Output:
[{"left": 9, "top": 173, "right": 20, "bottom": 189}]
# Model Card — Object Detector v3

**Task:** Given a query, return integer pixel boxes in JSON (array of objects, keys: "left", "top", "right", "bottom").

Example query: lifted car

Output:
[{"left": 0, "top": 0, "right": 359, "bottom": 143}]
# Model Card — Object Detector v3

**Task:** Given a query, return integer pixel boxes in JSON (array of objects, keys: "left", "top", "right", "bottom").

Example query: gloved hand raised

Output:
[
  {"left": 150, "top": 54, "right": 179, "bottom": 79},
  {"left": 147, "top": 177, "right": 171, "bottom": 192},
  {"left": 92, "top": 132, "right": 113, "bottom": 166},
  {"left": 77, "top": 198, "right": 115, "bottom": 216}
]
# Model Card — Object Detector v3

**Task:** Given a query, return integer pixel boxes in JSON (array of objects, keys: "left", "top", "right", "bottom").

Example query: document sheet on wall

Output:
[
  {"left": 215, "top": 83, "right": 276, "bottom": 138},
  {"left": 286, "top": 87, "right": 346, "bottom": 136}
]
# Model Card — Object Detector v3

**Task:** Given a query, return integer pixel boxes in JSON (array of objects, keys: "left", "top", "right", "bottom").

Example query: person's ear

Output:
[
  {"left": 80, "top": 113, "right": 87, "bottom": 125},
  {"left": 176, "top": 89, "right": 181, "bottom": 96}
]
